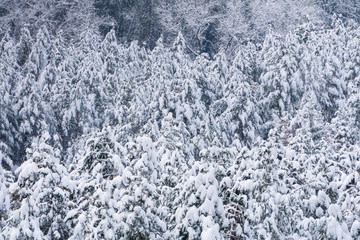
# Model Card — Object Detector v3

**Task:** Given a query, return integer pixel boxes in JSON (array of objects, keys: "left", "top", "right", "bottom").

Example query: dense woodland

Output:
[
  {"left": 2, "top": 0, "right": 360, "bottom": 56},
  {"left": 0, "top": 16, "right": 360, "bottom": 239}
]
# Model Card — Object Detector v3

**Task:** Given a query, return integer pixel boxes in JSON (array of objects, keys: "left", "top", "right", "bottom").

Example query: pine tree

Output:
[
  {"left": 0, "top": 157, "right": 13, "bottom": 233},
  {"left": 218, "top": 63, "right": 260, "bottom": 146},
  {"left": 61, "top": 30, "right": 104, "bottom": 142},
  {"left": 259, "top": 30, "right": 301, "bottom": 119},
  {"left": 171, "top": 158, "right": 228, "bottom": 240},
  {"left": 232, "top": 42, "right": 258, "bottom": 84},
  {"left": 67, "top": 127, "right": 124, "bottom": 239},
  {"left": 13, "top": 26, "right": 55, "bottom": 163},
  {"left": 3, "top": 131, "right": 72, "bottom": 240},
  {"left": 15, "top": 27, "right": 33, "bottom": 67},
  {"left": 0, "top": 34, "right": 21, "bottom": 166},
  {"left": 312, "top": 22, "right": 347, "bottom": 120},
  {"left": 117, "top": 136, "right": 165, "bottom": 239},
  {"left": 155, "top": 113, "right": 194, "bottom": 237},
  {"left": 100, "top": 29, "right": 128, "bottom": 127},
  {"left": 206, "top": 51, "right": 229, "bottom": 101},
  {"left": 225, "top": 130, "right": 304, "bottom": 239}
]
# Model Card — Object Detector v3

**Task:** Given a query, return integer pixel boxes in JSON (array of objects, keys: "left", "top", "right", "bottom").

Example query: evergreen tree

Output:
[
  {"left": 117, "top": 136, "right": 165, "bottom": 239},
  {"left": 60, "top": 29, "right": 104, "bottom": 143},
  {"left": 13, "top": 26, "right": 55, "bottom": 163},
  {"left": 0, "top": 34, "right": 21, "bottom": 166},
  {"left": 217, "top": 60, "right": 260, "bottom": 146},
  {"left": 3, "top": 131, "right": 72, "bottom": 240},
  {"left": 67, "top": 128, "right": 124, "bottom": 239},
  {"left": 171, "top": 158, "right": 228, "bottom": 240},
  {"left": 0, "top": 157, "right": 13, "bottom": 233},
  {"left": 15, "top": 27, "right": 33, "bottom": 67}
]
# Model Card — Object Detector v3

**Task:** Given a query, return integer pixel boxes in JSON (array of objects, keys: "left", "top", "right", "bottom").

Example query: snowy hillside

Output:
[{"left": 0, "top": 10, "right": 360, "bottom": 240}]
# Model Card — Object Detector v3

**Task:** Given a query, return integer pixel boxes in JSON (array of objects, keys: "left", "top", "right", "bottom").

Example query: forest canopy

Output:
[{"left": 0, "top": 16, "right": 360, "bottom": 238}]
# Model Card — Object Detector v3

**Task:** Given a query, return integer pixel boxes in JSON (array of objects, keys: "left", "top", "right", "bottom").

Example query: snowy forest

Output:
[{"left": 1, "top": 0, "right": 360, "bottom": 240}]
